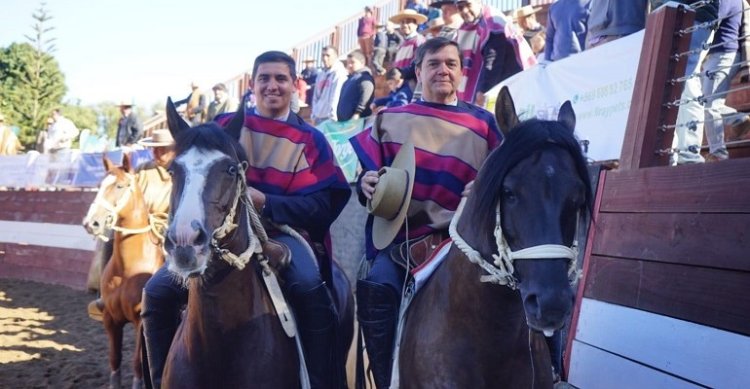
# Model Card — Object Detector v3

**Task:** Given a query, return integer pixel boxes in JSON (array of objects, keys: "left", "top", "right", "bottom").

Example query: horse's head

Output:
[
  {"left": 163, "top": 98, "right": 259, "bottom": 280},
  {"left": 463, "top": 87, "right": 592, "bottom": 334},
  {"left": 82, "top": 154, "right": 139, "bottom": 240}
]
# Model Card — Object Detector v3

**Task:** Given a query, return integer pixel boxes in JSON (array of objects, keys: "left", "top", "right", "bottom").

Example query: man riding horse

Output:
[
  {"left": 87, "top": 129, "right": 175, "bottom": 320},
  {"left": 141, "top": 51, "right": 351, "bottom": 389},
  {"left": 350, "top": 37, "right": 503, "bottom": 388}
]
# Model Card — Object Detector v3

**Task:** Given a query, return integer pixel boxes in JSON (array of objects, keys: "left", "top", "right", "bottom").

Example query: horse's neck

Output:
[
  {"left": 185, "top": 263, "right": 275, "bottom": 342},
  {"left": 111, "top": 192, "right": 163, "bottom": 273}
]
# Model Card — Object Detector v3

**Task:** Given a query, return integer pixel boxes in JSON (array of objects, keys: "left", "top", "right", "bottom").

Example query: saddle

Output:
[
  {"left": 389, "top": 231, "right": 449, "bottom": 271},
  {"left": 261, "top": 239, "right": 292, "bottom": 272}
]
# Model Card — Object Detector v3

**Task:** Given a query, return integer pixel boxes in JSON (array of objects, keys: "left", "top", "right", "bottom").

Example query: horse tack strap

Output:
[{"left": 259, "top": 258, "right": 297, "bottom": 338}]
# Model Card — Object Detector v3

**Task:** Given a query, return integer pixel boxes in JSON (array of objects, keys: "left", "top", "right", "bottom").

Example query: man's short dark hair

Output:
[
  {"left": 212, "top": 83, "right": 227, "bottom": 92},
  {"left": 347, "top": 50, "right": 366, "bottom": 64},
  {"left": 322, "top": 45, "right": 339, "bottom": 57},
  {"left": 385, "top": 68, "right": 402, "bottom": 81},
  {"left": 414, "top": 37, "right": 462, "bottom": 68},
  {"left": 252, "top": 51, "right": 297, "bottom": 82}
]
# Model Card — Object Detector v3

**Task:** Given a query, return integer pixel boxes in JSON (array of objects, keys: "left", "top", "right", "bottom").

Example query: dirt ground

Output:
[{"left": 0, "top": 279, "right": 137, "bottom": 389}]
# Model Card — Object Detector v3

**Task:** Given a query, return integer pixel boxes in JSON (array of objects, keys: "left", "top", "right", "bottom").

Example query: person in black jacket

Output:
[
  {"left": 116, "top": 102, "right": 144, "bottom": 147},
  {"left": 337, "top": 50, "right": 375, "bottom": 121}
]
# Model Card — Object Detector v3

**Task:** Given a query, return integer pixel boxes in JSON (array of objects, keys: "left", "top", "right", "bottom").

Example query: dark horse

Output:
[
  {"left": 160, "top": 102, "right": 354, "bottom": 388},
  {"left": 397, "top": 87, "right": 592, "bottom": 388}
]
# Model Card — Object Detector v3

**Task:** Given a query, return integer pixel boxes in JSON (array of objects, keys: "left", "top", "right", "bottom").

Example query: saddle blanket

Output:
[{"left": 410, "top": 239, "right": 453, "bottom": 294}]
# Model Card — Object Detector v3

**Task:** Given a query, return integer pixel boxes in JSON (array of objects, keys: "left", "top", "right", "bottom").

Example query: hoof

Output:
[{"left": 109, "top": 368, "right": 122, "bottom": 389}]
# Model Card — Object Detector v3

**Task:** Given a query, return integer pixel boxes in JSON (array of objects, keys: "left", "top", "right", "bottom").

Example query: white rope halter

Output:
[
  {"left": 90, "top": 174, "right": 168, "bottom": 242},
  {"left": 449, "top": 197, "right": 581, "bottom": 289}
]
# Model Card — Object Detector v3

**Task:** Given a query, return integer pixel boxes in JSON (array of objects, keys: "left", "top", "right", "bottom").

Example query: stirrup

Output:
[{"left": 87, "top": 299, "right": 104, "bottom": 321}]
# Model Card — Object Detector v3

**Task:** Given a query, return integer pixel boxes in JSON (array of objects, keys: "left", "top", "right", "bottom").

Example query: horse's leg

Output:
[
  {"left": 104, "top": 313, "right": 124, "bottom": 389},
  {"left": 132, "top": 320, "right": 144, "bottom": 389}
]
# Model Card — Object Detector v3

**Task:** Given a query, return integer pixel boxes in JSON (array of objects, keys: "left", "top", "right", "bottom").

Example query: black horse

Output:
[{"left": 397, "top": 87, "right": 592, "bottom": 388}]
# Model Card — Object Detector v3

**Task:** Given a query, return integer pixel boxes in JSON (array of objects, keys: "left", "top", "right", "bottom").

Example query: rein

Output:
[{"left": 449, "top": 197, "right": 581, "bottom": 290}]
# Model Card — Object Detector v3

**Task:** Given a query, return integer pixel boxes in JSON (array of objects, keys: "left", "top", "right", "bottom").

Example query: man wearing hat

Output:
[
  {"left": 87, "top": 129, "right": 174, "bottom": 321},
  {"left": 455, "top": 0, "right": 536, "bottom": 105},
  {"left": 514, "top": 5, "right": 546, "bottom": 53},
  {"left": 429, "top": 0, "right": 465, "bottom": 41},
  {"left": 390, "top": 9, "right": 428, "bottom": 69},
  {"left": 116, "top": 101, "right": 144, "bottom": 147},
  {"left": 350, "top": 37, "right": 503, "bottom": 388}
]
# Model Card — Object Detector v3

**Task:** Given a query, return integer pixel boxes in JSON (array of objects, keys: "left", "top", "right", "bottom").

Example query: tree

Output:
[{"left": 0, "top": 3, "right": 66, "bottom": 149}]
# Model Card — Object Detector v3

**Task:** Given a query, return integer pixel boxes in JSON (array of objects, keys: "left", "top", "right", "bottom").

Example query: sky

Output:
[{"left": 1, "top": 0, "right": 375, "bottom": 107}]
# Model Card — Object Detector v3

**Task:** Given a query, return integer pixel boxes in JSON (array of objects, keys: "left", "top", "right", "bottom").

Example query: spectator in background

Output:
[
  {"left": 36, "top": 118, "right": 52, "bottom": 153},
  {"left": 358, "top": 6, "right": 377, "bottom": 65},
  {"left": 206, "top": 83, "right": 239, "bottom": 122},
  {"left": 406, "top": 0, "right": 431, "bottom": 31},
  {"left": 456, "top": 0, "right": 536, "bottom": 105},
  {"left": 423, "top": 18, "right": 446, "bottom": 39},
  {"left": 702, "top": 0, "right": 750, "bottom": 161},
  {"left": 46, "top": 108, "right": 79, "bottom": 153},
  {"left": 301, "top": 57, "right": 320, "bottom": 106},
  {"left": 173, "top": 82, "right": 207, "bottom": 126},
  {"left": 386, "top": 21, "right": 404, "bottom": 64},
  {"left": 545, "top": 0, "right": 592, "bottom": 62},
  {"left": 431, "top": 0, "right": 465, "bottom": 41},
  {"left": 390, "top": 9, "right": 428, "bottom": 70},
  {"left": 515, "top": 5, "right": 546, "bottom": 55},
  {"left": 116, "top": 101, "right": 144, "bottom": 147},
  {"left": 337, "top": 50, "right": 375, "bottom": 122},
  {"left": 586, "top": 0, "right": 648, "bottom": 49},
  {"left": 371, "top": 67, "right": 413, "bottom": 112},
  {"left": 312, "top": 45, "right": 348, "bottom": 124},
  {"left": 372, "top": 22, "right": 390, "bottom": 75},
  {"left": 0, "top": 113, "right": 23, "bottom": 156}
]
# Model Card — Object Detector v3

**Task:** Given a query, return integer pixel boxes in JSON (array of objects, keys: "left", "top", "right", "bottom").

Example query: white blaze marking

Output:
[
  {"left": 84, "top": 174, "right": 117, "bottom": 222},
  {"left": 172, "top": 148, "right": 225, "bottom": 246}
]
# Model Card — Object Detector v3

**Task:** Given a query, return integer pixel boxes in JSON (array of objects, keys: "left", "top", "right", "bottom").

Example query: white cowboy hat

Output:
[
  {"left": 389, "top": 9, "right": 428, "bottom": 25},
  {"left": 138, "top": 129, "right": 175, "bottom": 147},
  {"left": 367, "top": 141, "right": 416, "bottom": 250},
  {"left": 514, "top": 5, "right": 541, "bottom": 20}
]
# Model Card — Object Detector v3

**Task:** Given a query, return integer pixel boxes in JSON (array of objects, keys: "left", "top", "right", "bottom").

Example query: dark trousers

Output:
[
  {"left": 141, "top": 233, "right": 337, "bottom": 388},
  {"left": 372, "top": 47, "right": 387, "bottom": 74}
]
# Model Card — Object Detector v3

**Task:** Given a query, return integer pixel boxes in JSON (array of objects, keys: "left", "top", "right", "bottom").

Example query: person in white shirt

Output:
[
  {"left": 311, "top": 45, "right": 348, "bottom": 124},
  {"left": 45, "top": 108, "right": 79, "bottom": 153}
]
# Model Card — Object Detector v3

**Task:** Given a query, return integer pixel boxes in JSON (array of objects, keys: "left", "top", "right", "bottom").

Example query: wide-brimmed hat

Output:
[
  {"left": 389, "top": 9, "right": 428, "bottom": 25},
  {"left": 367, "top": 141, "right": 416, "bottom": 250},
  {"left": 514, "top": 5, "right": 541, "bottom": 19},
  {"left": 138, "top": 129, "right": 175, "bottom": 147},
  {"left": 118, "top": 100, "right": 133, "bottom": 107},
  {"left": 430, "top": 0, "right": 459, "bottom": 8},
  {"left": 303, "top": 56, "right": 315, "bottom": 63},
  {"left": 423, "top": 18, "right": 445, "bottom": 34}
]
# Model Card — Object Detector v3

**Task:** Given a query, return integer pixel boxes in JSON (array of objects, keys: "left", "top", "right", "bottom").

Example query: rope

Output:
[{"left": 448, "top": 197, "right": 581, "bottom": 289}]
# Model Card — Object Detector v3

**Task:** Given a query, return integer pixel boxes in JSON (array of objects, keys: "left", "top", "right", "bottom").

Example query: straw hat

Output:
[
  {"left": 118, "top": 100, "right": 133, "bottom": 107},
  {"left": 303, "top": 56, "right": 315, "bottom": 63},
  {"left": 424, "top": 18, "right": 445, "bottom": 35},
  {"left": 514, "top": 5, "right": 541, "bottom": 20},
  {"left": 367, "top": 141, "right": 416, "bottom": 250},
  {"left": 138, "top": 129, "right": 175, "bottom": 147},
  {"left": 389, "top": 9, "right": 428, "bottom": 25}
]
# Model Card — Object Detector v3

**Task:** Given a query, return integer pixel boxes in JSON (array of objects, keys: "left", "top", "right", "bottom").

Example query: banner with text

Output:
[{"left": 484, "top": 31, "right": 644, "bottom": 162}]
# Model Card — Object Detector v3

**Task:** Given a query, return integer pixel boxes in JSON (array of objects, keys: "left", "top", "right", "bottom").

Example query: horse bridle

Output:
[
  {"left": 90, "top": 174, "right": 167, "bottom": 242},
  {"left": 449, "top": 197, "right": 581, "bottom": 290}
]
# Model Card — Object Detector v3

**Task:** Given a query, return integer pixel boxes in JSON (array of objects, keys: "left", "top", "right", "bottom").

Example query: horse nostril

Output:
[
  {"left": 524, "top": 293, "right": 541, "bottom": 318},
  {"left": 194, "top": 227, "right": 208, "bottom": 246},
  {"left": 92, "top": 221, "right": 100, "bottom": 228}
]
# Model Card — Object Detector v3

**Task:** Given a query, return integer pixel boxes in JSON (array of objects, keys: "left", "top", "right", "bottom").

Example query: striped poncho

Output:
[{"left": 350, "top": 100, "right": 503, "bottom": 256}]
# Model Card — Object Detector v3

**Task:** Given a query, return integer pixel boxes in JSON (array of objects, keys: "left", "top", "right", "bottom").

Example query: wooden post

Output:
[{"left": 619, "top": 4, "right": 695, "bottom": 170}]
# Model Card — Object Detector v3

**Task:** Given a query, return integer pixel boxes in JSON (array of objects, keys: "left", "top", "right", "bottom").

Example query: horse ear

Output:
[
  {"left": 495, "top": 86, "right": 519, "bottom": 136},
  {"left": 122, "top": 152, "right": 134, "bottom": 173},
  {"left": 223, "top": 105, "right": 245, "bottom": 141},
  {"left": 103, "top": 154, "right": 113, "bottom": 171},
  {"left": 557, "top": 101, "right": 576, "bottom": 133},
  {"left": 166, "top": 97, "right": 190, "bottom": 137}
]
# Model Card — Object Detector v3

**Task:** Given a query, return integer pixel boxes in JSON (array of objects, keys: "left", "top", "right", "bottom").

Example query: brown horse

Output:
[
  {"left": 396, "top": 87, "right": 593, "bottom": 388},
  {"left": 82, "top": 154, "right": 165, "bottom": 389},
  {"left": 161, "top": 103, "right": 354, "bottom": 388}
]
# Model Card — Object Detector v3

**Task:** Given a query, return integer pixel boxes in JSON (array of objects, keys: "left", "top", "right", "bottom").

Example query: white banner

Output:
[{"left": 484, "top": 31, "right": 644, "bottom": 162}]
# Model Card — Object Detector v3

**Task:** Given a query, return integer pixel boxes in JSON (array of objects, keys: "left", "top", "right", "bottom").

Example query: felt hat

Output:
[
  {"left": 514, "top": 5, "right": 541, "bottom": 20},
  {"left": 429, "top": 0, "right": 459, "bottom": 8},
  {"left": 138, "top": 129, "right": 175, "bottom": 147},
  {"left": 367, "top": 141, "right": 416, "bottom": 250},
  {"left": 118, "top": 100, "right": 133, "bottom": 107},
  {"left": 389, "top": 9, "right": 428, "bottom": 25}
]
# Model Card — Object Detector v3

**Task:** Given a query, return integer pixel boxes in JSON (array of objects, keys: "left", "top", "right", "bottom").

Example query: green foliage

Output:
[{"left": 0, "top": 3, "right": 66, "bottom": 150}]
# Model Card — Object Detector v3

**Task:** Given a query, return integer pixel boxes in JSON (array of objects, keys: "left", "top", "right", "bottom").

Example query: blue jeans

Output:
[{"left": 702, "top": 51, "right": 744, "bottom": 157}]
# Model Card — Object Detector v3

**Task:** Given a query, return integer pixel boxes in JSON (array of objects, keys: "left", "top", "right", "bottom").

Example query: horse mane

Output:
[
  {"left": 470, "top": 118, "right": 593, "bottom": 236},
  {"left": 173, "top": 121, "right": 248, "bottom": 164}
]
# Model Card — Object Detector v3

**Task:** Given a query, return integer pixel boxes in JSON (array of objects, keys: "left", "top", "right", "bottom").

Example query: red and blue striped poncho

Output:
[
  {"left": 350, "top": 100, "right": 503, "bottom": 256},
  {"left": 218, "top": 111, "right": 351, "bottom": 244}
]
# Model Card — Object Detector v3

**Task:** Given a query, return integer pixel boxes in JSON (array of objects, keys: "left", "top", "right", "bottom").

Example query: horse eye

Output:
[
  {"left": 166, "top": 168, "right": 174, "bottom": 176},
  {"left": 227, "top": 165, "right": 237, "bottom": 175},
  {"left": 502, "top": 188, "right": 517, "bottom": 202}
]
